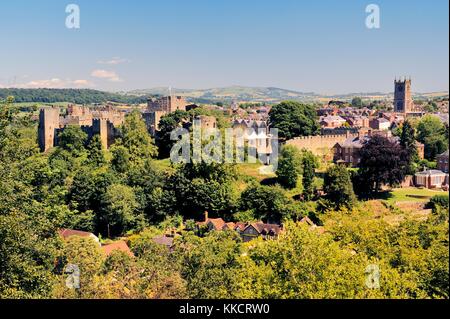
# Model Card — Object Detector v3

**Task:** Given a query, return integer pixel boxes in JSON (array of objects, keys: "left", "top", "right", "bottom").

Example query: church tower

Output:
[{"left": 394, "top": 77, "right": 413, "bottom": 114}]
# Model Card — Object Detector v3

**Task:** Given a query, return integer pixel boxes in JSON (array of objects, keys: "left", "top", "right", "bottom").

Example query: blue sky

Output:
[{"left": 0, "top": 0, "right": 448, "bottom": 94}]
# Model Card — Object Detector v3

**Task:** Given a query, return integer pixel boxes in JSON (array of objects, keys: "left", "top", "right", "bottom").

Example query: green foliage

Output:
[
  {"left": 156, "top": 110, "right": 190, "bottom": 158},
  {"left": 417, "top": 115, "right": 448, "bottom": 160},
  {"left": 58, "top": 125, "right": 88, "bottom": 155},
  {"left": 301, "top": 150, "right": 318, "bottom": 200},
  {"left": 323, "top": 165, "right": 356, "bottom": 210},
  {"left": 0, "top": 212, "right": 60, "bottom": 298},
  {"left": 0, "top": 88, "right": 150, "bottom": 104},
  {"left": 351, "top": 97, "right": 364, "bottom": 108},
  {"left": 400, "top": 121, "right": 419, "bottom": 174},
  {"left": 427, "top": 194, "right": 449, "bottom": 214},
  {"left": 269, "top": 101, "right": 320, "bottom": 140},
  {"left": 119, "top": 110, "right": 158, "bottom": 164},
  {"left": 110, "top": 145, "right": 131, "bottom": 174},
  {"left": 356, "top": 135, "right": 408, "bottom": 196},
  {"left": 86, "top": 135, "right": 106, "bottom": 167},
  {"left": 240, "top": 183, "right": 294, "bottom": 223},
  {"left": 276, "top": 145, "right": 302, "bottom": 189},
  {"left": 100, "top": 184, "right": 143, "bottom": 237},
  {"left": 178, "top": 231, "right": 242, "bottom": 298},
  {"left": 165, "top": 162, "right": 239, "bottom": 219}
]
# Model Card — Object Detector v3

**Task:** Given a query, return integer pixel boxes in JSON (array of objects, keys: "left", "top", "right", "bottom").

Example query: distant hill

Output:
[
  {"left": 1, "top": 87, "right": 447, "bottom": 106},
  {"left": 129, "top": 86, "right": 448, "bottom": 104},
  {"left": 0, "top": 88, "right": 151, "bottom": 104},
  {"left": 128, "top": 86, "right": 320, "bottom": 103}
]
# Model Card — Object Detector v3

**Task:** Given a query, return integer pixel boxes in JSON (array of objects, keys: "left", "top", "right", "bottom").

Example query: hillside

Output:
[
  {"left": 128, "top": 86, "right": 320, "bottom": 103},
  {"left": 128, "top": 86, "right": 448, "bottom": 104},
  {"left": 0, "top": 88, "right": 151, "bottom": 104}
]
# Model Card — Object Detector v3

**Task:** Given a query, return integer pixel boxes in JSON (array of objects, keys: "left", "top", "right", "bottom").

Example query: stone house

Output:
[{"left": 437, "top": 150, "right": 449, "bottom": 173}]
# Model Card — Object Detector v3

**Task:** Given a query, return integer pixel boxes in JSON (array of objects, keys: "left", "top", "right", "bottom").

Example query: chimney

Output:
[{"left": 204, "top": 211, "right": 209, "bottom": 222}]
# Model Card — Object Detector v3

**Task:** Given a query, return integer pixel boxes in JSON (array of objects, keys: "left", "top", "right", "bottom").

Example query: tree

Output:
[
  {"left": 58, "top": 125, "right": 88, "bottom": 155},
  {"left": 100, "top": 184, "right": 142, "bottom": 237},
  {"left": 156, "top": 110, "right": 190, "bottom": 158},
  {"left": 165, "top": 162, "right": 238, "bottom": 220},
  {"left": 269, "top": 101, "right": 320, "bottom": 140},
  {"left": 240, "top": 184, "right": 294, "bottom": 223},
  {"left": 351, "top": 97, "right": 363, "bottom": 108},
  {"left": 357, "top": 135, "right": 408, "bottom": 195},
  {"left": 55, "top": 236, "right": 104, "bottom": 298},
  {"left": 400, "top": 120, "right": 418, "bottom": 174},
  {"left": 323, "top": 165, "right": 356, "bottom": 210},
  {"left": 0, "top": 211, "right": 59, "bottom": 298},
  {"left": 417, "top": 115, "right": 448, "bottom": 160},
  {"left": 86, "top": 135, "right": 106, "bottom": 167},
  {"left": 178, "top": 230, "right": 242, "bottom": 298},
  {"left": 301, "top": 151, "right": 318, "bottom": 200},
  {"left": 120, "top": 110, "right": 158, "bottom": 164},
  {"left": 110, "top": 145, "right": 131, "bottom": 174},
  {"left": 276, "top": 145, "right": 302, "bottom": 189}
]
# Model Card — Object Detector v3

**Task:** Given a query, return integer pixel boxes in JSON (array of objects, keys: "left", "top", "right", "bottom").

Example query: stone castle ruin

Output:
[
  {"left": 143, "top": 96, "right": 189, "bottom": 135},
  {"left": 38, "top": 105, "right": 125, "bottom": 152}
]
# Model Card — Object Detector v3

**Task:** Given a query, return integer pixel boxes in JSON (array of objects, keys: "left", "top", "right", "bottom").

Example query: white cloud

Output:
[
  {"left": 97, "top": 57, "right": 130, "bottom": 65},
  {"left": 91, "top": 69, "right": 122, "bottom": 82},
  {"left": 1, "top": 78, "right": 93, "bottom": 89}
]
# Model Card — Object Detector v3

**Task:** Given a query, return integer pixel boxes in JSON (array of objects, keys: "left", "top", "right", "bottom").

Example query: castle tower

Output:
[
  {"left": 38, "top": 108, "right": 60, "bottom": 152},
  {"left": 394, "top": 78, "right": 413, "bottom": 114},
  {"left": 92, "top": 118, "right": 110, "bottom": 149}
]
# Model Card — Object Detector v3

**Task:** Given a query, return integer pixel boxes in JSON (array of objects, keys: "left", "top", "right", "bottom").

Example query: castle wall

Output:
[
  {"left": 39, "top": 105, "right": 124, "bottom": 152},
  {"left": 285, "top": 133, "right": 357, "bottom": 156},
  {"left": 38, "top": 108, "right": 60, "bottom": 152}
]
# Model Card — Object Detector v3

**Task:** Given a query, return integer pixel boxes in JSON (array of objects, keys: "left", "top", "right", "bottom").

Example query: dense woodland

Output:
[
  {"left": 0, "top": 88, "right": 150, "bottom": 104},
  {"left": 0, "top": 96, "right": 448, "bottom": 299}
]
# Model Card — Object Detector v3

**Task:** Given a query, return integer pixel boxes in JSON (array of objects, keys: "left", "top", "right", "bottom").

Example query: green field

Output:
[{"left": 380, "top": 187, "right": 447, "bottom": 204}]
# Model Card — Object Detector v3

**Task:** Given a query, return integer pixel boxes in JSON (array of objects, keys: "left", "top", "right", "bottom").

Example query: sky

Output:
[{"left": 0, "top": 0, "right": 448, "bottom": 94}]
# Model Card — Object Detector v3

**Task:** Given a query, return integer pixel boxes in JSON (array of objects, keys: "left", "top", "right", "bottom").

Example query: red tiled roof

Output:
[
  {"left": 207, "top": 218, "right": 226, "bottom": 230},
  {"left": 101, "top": 240, "right": 134, "bottom": 257}
]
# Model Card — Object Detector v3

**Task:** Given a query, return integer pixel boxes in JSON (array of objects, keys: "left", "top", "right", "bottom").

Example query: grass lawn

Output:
[
  {"left": 379, "top": 187, "right": 447, "bottom": 204},
  {"left": 236, "top": 162, "right": 275, "bottom": 181}
]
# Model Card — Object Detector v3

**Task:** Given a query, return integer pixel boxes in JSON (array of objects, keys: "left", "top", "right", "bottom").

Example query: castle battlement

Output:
[
  {"left": 38, "top": 105, "right": 125, "bottom": 152},
  {"left": 286, "top": 133, "right": 357, "bottom": 157}
]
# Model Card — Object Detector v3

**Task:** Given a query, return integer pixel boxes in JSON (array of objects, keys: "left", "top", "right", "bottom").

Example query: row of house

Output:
[
  {"left": 319, "top": 112, "right": 404, "bottom": 131},
  {"left": 196, "top": 214, "right": 282, "bottom": 242},
  {"left": 196, "top": 213, "right": 323, "bottom": 242}
]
